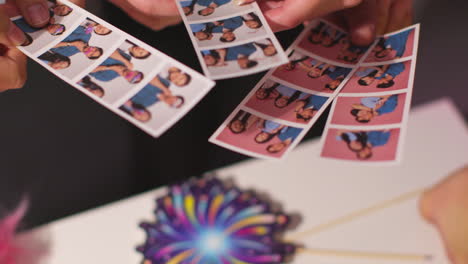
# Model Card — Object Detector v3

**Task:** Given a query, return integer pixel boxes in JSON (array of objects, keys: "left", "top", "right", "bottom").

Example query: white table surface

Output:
[{"left": 22, "top": 98, "right": 468, "bottom": 264}]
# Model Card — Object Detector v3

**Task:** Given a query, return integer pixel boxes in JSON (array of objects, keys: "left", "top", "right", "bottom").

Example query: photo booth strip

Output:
[
  {"left": 11, "top": 0, "right": 215, "bottom": 138},
  {"left": 209, "top": 19, "right": 371, "bottom": 160},
  {"left": 211, "top": 21, "right": 420, "bottom": 161},
  {"left": 174, "top": 0, "right": 288, "bottom": 80},
  {"left": 319, "top": 24, "right": 420, "bottom": 164}
]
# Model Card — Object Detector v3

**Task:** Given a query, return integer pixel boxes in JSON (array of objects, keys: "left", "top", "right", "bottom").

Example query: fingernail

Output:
[
  {"left": 26, "top": 3, "right": 49, "bottom": 27},
  {"left": 8, "top": 22, "right": 27, "bottom": 46}
]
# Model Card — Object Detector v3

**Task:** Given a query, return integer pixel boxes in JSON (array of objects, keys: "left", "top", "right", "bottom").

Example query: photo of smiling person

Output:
[
  {"left": 294, "top": 94, "right": 328, "bottom": 122},
  {"left": 350, "top": 95, "right": 399, "bottom": 123},
  {"left": 331, "top": 93, "right": 406, "bottom": 126},
  {"left": 191, "top": 16, "right": 243, "bottom": 43},
  {"left": 213, "top": 110, "right": 303, "bottom": 159},
  {"left": 40, "top": 17, "right": 121, "bottom": 79},
  {"left": 266, "top": 126, "right": 303, "bottom": 154},
  {"left": 190, "top": 12, "right": 267, "bottom": 48},
  {"left": 48, "top": 0, "right": 74, "bottom": 16},
  {"left": 341, "top": 60, "right": 412, "bottom": 94},
  {"left": 180, "top": 0, "right": 253, "bottom": 22},
  {"left": 12, "top": 1, "right": 82, "bottom": 54},
  {"left": 38, "top": 51, "right": 71, "bottom": 70},
  {"left": 246, "top": 80, "right": 329, "bottom": 125},
  {"left": 298, "top": 20, "right": 370, "bottom": 66},
  {"left": 120, "top": 76, "right": 186, "bottom": 123},
  {"left": 77, "top": 76, "right": 105, "bottom": 98},
  {"left": 80, "top": 40, "right": 161, "bottom": 104},
  {"left": 366, "top": 28, "right": 415, "bottom": 63},
  {"left": 358, "top": 63, "right": 405, "bottom": 88},
  {"left": 273, "top": 50, "right": 352, "bottom": 93},
  {"left": 321, "top": 128, "right": 400, "bottom": 162},
  {"left": 337, "top": 130, "right": 395, "bottom": 160},
  {"left": 118, "top": 63, "right": 211, "bottom": 136},
  {"left": 202, "top": 38, "right": 282, "bottom": 78}
]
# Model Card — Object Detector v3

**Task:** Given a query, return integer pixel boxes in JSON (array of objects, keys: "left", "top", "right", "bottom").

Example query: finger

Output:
[
  {"left": 0, "top": 2, "right": 21, "bottom": 18},
  {"left": 0, "top": 45, "right": 27, "bottom": 90},
  {"left": 69, "top": 0, "right": 86, "bottom": 8},
  {"left": 375, "top": 0, "right": 391, "bottom": 35},
  {"left": 109, "top": 0, "right": 181, "bottom": 30},
  {"left": 13, "top": 0, "right": 50, "bottom": 27},
  {"left": 343, "top": 0, "right": 378, "bottom": 46},
  {"left": 0, "top": 9, "right": 26, "bottom": 47},
  {"left": 0, "top": 10, "right": 27, "bottom": 90},
  {"left": 260, "top": 0, "right": 363, "bottom": 32},
  {"left": 386, "top": 0, "right": 413, "bottom": 33},
  {"left": 234, "top": 0, "right": 255, "bottom": 5}
]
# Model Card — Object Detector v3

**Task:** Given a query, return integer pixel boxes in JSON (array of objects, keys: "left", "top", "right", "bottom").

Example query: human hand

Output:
[
  {"left": 420, "top": 166, "right": 468, "bottom": 264},
  {"left": 0, "top": 0, "right": 52, "bottom": 91},
  {"left": 238, "top": 0, "right": 413, "bottom": 46},
  {"left": 0, "top": 0, "right": 85, "bottom": 91},
  {"left": 107, "top": 0, "right": 182, "bottom": 30}
]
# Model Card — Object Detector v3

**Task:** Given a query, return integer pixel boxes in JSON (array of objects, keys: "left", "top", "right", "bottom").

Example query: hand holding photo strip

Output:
[
  {"left": 211, "top": 20, "right": 420, "bottom": 161},
  {"left": 10, "top": 0, "right": 215, "bottom": 138},
  {"left": 175, "top": 0, "right": 288, "bottom": 80},
  {"left": 320, "top": 25, "right": 420, "bottom": 164}
]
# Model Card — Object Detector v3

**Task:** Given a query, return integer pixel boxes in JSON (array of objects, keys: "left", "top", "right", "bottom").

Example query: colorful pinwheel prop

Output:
[{"left": 138, "top": 177, "right": 296, "bottom": 263}]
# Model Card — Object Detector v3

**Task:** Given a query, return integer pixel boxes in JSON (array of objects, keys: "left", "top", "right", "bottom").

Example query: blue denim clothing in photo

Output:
[
  {"left": 276, "top": 85, "right": 297, "bottom": 97},
  {"left": 366, "top": 131, "right": 391, "bottom": 147},
  {"left": 157, "top": 75, "right": 171, "bottom": 88},
  {"left": 376, "top": 95, "right": 398, "bottom": 115},
  {"left": 64, "top": 25, "right": 92, "bottom": 43},
  {"left": 305, "top": 95, "right": 328, "bottom": 110},
  {"left": 278, "top": 127, "right": 302, "bottom": 142},
  {"left": 14, "top": 18, "right": 40, "bottom": 33},
  {"left": 221, "top": 16, "right": 243, "bottom": 30},
  {"left": 197, "top": 0, "right": 230, "bottom": 7},
  {"left": 225, "top": 43, "right": 257, "bottom": 61},
  {"left": 89, "top": 55, "right": 127, "bottom": 82},
  {"left": 327, "top": 67, "right": 351, "bottom": 80},
  {"left": 384, "top": 29, "right": 411, "bottom": 58},
  {"left": 131, "top": 83, "right": 163, "bottom": 108},
  {"left": 51, "top": 46, "right": 80, "bottom": 57},
  {"left": 382, "top": 62, "right": 405, "bottom": 78},
  {"left": 190, "top": 23, "right": 207, "bottom": 33},
  {"left": 262, "top": 120, "right": 281, "bottom": 133},
  {"left": 337, "top": 132, "right": 357, "bottom": 142},
  {"left": 180, "top": 0, "right": 196, "bottom": 7}
]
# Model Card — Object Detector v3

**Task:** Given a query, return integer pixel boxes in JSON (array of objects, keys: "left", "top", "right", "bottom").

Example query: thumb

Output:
[
  {"left": 0, "top": 11, "right": 28, "bottom": 91},
  {"left": 260, "top": 0, "right": 362, "bottom": 32}
]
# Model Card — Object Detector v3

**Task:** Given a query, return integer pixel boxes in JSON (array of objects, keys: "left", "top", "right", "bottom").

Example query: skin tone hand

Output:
[
  {"left": 238, "top": 0, "right": 413, "bottom": 46},
  {"left": 420, "top": 166, "right": 468, "bottom": 264},
  {"left": 0, "top": 0, "right": 84, "bottom": 92},
  {"left": 107, "top": 0, "right": 182, "bottom": 30}
]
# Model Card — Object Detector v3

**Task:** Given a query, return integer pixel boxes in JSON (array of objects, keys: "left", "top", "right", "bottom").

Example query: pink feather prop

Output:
[{"left": 0, "top": 201, "right": 28, "bottom": 264}]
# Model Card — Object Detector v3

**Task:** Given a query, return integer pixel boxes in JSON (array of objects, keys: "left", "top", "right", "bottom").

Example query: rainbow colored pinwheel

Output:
[{"left": 138, "top": 177, "right": 295, "bottom": 264}]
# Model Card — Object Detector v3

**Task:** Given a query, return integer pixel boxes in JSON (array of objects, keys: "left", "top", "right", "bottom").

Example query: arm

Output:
[
  {"left": 91, "top": 64, "right": 123, "bottom": 73},
  {"left": 215, "top": 48, "right": 227, "bottom": 66},
  {"left": 150, "top": 77, "right": 171, "bottom": 94},
  {"left": 110, "top": 50, "right": 133, "bottom": 69},
  {"left": 351, "top": 104, "right": 372, "bottom": 111},
  {"left": 294, "top": 99, "right": 307, "bottom": 112}
]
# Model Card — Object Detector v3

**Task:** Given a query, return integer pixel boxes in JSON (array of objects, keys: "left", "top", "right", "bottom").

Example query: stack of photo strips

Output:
[
  {"left": 210, "top": 20, "right": 420, "bottom": 164},
  {"left": 174, "top": 0, "right": 288, "bottom": 80},
  {"left": 10, "top": 0, "right": 215, "bottom": 137}
]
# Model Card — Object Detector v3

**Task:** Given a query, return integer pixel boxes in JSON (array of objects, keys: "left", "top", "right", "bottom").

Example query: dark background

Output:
[{"left": 0, "top": 0, "right": 466, "bottom": 229}]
